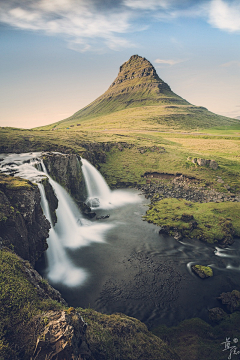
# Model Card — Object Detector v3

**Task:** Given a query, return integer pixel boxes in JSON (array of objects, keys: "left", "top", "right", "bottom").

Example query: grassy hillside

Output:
[{"left": 36, "top": 55, "right": 239, "bottom": 131}]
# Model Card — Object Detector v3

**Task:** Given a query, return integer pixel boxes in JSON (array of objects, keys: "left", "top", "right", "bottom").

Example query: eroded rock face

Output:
[
  {"left": 0, "top": 182, "right": 50, "bottom": 265},
  {"left": 42, "top": 153, "right": 86, "bottom": 205},
  {"left": 32, "top": 310, "right": 91, "bottom": 360}
]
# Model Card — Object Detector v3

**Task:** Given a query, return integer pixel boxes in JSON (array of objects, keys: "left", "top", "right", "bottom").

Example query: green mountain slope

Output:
[{"left": 38, "top": 55, "right": 240, "bottom": 131}]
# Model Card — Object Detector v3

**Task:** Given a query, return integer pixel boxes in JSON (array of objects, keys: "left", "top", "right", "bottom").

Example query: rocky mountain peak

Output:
[{"left": 110, "top": 54, "right": 162, "bottom": 89}]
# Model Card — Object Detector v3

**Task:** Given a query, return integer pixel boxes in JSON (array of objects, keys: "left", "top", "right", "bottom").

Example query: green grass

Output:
[
  {"left": 144, "top": 199, "right": 240, "bottom": 243},
  {"left": 0, "top": 249, "right": 64, "bottom": 359},
  {"left": 78, "top": 308, "right": 180, "bottom": 360}
]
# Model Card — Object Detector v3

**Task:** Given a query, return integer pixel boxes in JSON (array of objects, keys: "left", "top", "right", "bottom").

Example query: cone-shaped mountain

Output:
[
  {"left": 46, "top": 55, "right": 239, "bottom": 130},
  {"left": 69, "top": 55, "right": 189, "bottom": 120}
]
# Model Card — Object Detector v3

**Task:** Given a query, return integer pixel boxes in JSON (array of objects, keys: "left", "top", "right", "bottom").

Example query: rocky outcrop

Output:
[
  {"left": 140, "top": 173, "right": 240, "bottom": 203},
  {"left": 32, "top": 309, "right": 90, "bottom": 360},
  {"left": 42, "top": 152, "right": 86, "bottom": 205},
  {"left": 41, "top": 177, "right": 58, "bottom": 225},
  {"left": 208, "top": 307, "right": 228, "bottom": 323},
  {"left": 81, "top": 142, "right": 133, "bottom": 166},
  {"left": 0, "top": 176, "right": 50, "bottom": 265},
  {"left": 218, "top": 290, "right": 240, "bottom": 313},
  {"left": 187, "top": 157, "right": 218, "bottom": 170}
]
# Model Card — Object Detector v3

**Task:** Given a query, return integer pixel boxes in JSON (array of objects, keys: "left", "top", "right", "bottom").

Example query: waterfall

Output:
[
  {"left": 81, "top": 158, "right": 111, "bottom": 208},
  {"left": 38, "top": 183, "right": 87, "bottom": 286},
  {"left": 81, "top": 157, "right": 141, "bottom": 209},
  {"left": 0, "top": 152, "right": 114, "bottom": 286}
]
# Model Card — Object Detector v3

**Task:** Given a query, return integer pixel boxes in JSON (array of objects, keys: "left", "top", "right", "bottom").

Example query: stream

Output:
[{"left": 1, "top": 152, "right": 240, "bottom": 329}]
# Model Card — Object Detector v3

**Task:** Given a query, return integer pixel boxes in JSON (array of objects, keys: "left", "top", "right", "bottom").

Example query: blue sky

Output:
[{"left": 0, "top": 0, "right": 240, "bottom": 128}]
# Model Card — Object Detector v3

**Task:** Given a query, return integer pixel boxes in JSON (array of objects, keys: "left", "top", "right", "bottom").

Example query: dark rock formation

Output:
[
  {"left": 0, "top": 178, "right": 50, "bottom": 265},
  {"left": 208, "top": 307, "right": 228, "bottom": 323},
  {"left": 139, "top": 174, "right": 240, "bottom": 203},
  {"left": 42, "top": 152, "right": 86, "bottom": 205},
  {"left": 32, "top": 309, "right": 90, "bottom": 360},
  {"left": 41, "top": 177, "right": 58, "bottom": 225},
  {"left": 218, "top": 290, "right": 240, "bottom": 313}
]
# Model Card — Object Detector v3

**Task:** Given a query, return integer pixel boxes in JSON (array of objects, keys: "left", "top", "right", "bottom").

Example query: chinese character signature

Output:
[{"left": 222, "top": 337, "right": 240, "bottom": 359}]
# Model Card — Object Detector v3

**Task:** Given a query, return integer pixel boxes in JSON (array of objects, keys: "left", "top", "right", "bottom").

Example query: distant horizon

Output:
[{"left": 1, "top": 0, "right": 240, "bottom": 128}]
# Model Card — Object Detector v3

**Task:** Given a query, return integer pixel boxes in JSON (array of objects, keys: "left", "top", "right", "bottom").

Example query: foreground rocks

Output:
[{"left": 32, "top": 309, "right": 90, "bottom": 360}]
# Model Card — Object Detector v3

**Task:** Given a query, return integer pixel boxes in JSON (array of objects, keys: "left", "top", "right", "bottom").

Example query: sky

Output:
[{"left": 0, "top": 0, "right": 240, "bottom": 129}]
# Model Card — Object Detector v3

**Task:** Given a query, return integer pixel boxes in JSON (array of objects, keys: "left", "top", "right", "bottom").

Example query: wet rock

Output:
[
  {"left": 96, "top": 214, "right": 110, "bottom": 220},
  {"left": 191, "top": 265, "right": 213, "bottom": 279},
  {"left": 86, "top": 197, "right": 100, "bottom": 208},
  {"left": 80, "top": 202, "right": 96, "bottom": 218},
  {"left": 173, "top": 231, "right": 183, "bottom": 241},
  {"left": 208, "top": 307, "right": 228, "bottom": 323},
  {"left": 159, "top": 226, "right": 169, "bottom": 235},
  {"left": 32, "top": 309, "right": 91, "bottom": 360},
  {"left": 42, "top": 153, "right": 87, "bottom": 204},
  {"left": 217, "top": 290, "right": 240, "bottom": 313},
  {"left": 0, "top": 180, "right": 50, "bottom": 265}
]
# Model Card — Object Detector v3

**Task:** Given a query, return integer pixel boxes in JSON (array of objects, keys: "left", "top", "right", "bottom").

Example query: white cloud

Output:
[
  {"left": 0, "top": 0, "right": 239, "bottom": 53},
  {"left": 208, "top": 0, "right": 240, "bottom": 32},
  {"left": 155, "top": 58, "right": 186, "bottom": 66},
  {"left": 0, "top": 0, "right": 134, "bottom": 51}
]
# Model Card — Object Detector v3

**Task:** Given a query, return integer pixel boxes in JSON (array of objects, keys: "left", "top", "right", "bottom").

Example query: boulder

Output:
[
  {"left": 208, "top": 307, "right": 228, "bottom": 323},
  {"left": 191, "top": 265, "right": 213, "bottom": 279},
  {"left": 209, "top": 160, "right": 218, "bottom": 170},
  {"left": 197, "top": 158, "right": 207, "bottom": 166},
  {"left": 96, "top": 214, "right": 110, "bottom": 220},
  {"left": 217, "top": 290, "right": 240, "bottom": 313},
  {"left": 32, "top": 309, "right": 91, "bottom": 360}
]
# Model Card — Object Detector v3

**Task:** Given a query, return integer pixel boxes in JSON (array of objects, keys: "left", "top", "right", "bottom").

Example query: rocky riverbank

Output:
[{"left": 138, "top": 173, "right": 240, "bottom": 203}]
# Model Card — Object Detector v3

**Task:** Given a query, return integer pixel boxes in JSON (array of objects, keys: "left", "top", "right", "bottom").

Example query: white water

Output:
[
  {"left": 38, "top": 183, "right": 87, "bottom": 286},
  {"left": 0, "top": 153, "right": 115, "bottom": 286},
  {"left": 81, "top": 157, "right": 141, "bottom": 209}
]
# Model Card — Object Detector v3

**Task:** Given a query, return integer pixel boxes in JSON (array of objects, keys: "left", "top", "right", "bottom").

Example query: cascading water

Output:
[
  {"left": 81, "top": 158, "right": 111, "bottom": 208},
  {"left": 81, "top": 157, "right": 141, "bottom": 209},
  {"left": 0, "top": 152, "right": 114, "bottom": 286},
  {"left": 38, "top": 182, "right": 87, "bottom": 286}
]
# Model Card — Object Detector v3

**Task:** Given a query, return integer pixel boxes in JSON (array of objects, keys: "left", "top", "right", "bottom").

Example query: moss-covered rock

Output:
[
  {"left": 192, "top": 265, "right": 213, "bottom": 279},
  {"left": 79, "top": 308, "right": 180, "bottom": 360}
]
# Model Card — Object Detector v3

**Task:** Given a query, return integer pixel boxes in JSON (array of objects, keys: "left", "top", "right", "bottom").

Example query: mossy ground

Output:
[
  {"left": 144, "top": 199, "right": 240, "bottom": 243},
  {"left": 152, "top": 314, "right": 240, "bottom": 360},
  {"left": 78, "top": 308, "right": 180, "bottom": 360},
  {"left": 0, "top": 249, "right": 64, "bottom": 359}
]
